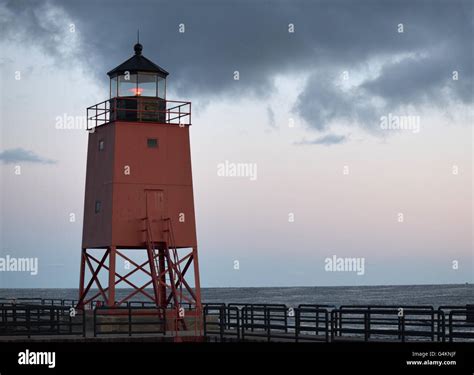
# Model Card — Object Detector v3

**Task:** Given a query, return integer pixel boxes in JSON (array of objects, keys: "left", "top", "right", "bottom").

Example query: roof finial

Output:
[{"left": 134, "top": 29, "right": 143, "bottom": 55}]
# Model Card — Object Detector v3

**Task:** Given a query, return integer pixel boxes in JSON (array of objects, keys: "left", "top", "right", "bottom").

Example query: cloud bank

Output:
[
  {"left": 0, "top": 148, "right": 56, "bottom": 164},
  {"left": 1, "top": 0, "right": 472, "bottom": 137}
]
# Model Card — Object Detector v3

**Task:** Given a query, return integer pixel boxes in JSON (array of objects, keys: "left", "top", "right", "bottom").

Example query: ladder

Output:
[
  {"left": 144, "top": 216, "right": 187, "bottom": 333},
  {"left": 163, "top": 217, "right": 187, "bottom": 331}
]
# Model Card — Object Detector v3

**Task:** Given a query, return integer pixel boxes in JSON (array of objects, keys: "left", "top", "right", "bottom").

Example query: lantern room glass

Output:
[
  {"left": 118, "top": 73, "right": 137, "bottom": 97},
  {"left": 111, "top": 72, "right": 166, "bottom": 98},
  {"left": 137, "top": 73, "right": 157, "bottom": 97},
  {"left": 157, "top": 76, "right": 166, "bottom": 98},
  {"left": 110, "top": 76, "right": 118, "bottom": 98}
]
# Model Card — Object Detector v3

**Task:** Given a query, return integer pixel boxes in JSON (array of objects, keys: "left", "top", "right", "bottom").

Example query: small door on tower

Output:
[{"left": 145, "top": 189, "right": 164, "bottom": 242}]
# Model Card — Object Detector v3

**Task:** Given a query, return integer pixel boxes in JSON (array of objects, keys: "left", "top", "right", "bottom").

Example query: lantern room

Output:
[
  {"left": 106, "top": 43, "right": 169, "bottom": 123},
  {"left": 108, "top": 42, "right": 168, "bottom": 98}
]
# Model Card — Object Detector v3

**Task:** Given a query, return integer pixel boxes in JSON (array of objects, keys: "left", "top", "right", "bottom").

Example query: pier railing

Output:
[
  {"left": 0, "top": 302, "right": 85, "bottom": 338},
  {"left": 203, "top": 304, "right": 330, "bottom": 342},
  {"left": 1, "top": 299, "right": 474, "bottom": 342},
  {"left": 202, "top": 303, "right": 474, "bottom": 342},
  {"left": 439, "top": 305, "right": 474, "bottom": 342},
  {"left": 93, "top": 305, "right": 166, "bottom": 337},
  {"left": 330, "top": 306, "right": 443, "bottom": 342}
]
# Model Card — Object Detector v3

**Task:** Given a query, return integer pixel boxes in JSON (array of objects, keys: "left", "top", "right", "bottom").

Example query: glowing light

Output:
[{"left": 129, "top": 87, "right": 144, "bottom": 96}]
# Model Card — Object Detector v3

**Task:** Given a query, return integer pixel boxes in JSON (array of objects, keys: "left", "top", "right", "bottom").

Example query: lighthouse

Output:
[{"left": 78, "top": 41, "right": 202, "bottom": 321}]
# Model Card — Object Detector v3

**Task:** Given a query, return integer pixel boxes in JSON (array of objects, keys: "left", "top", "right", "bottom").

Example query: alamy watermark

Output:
[
  {"left": 0, "top": 255, "right": 38, "bottom": 276},
  {"left": 217, "top": 160, "right": 258, "bottom": 181},
  {"left": 55, "top": 114, "right": 87, "bottom": 130},
  {"left": 18, "top": 350, "right": 55, "bottom": 369},
  {"left": 380, "top": 113, "right": 420, "bottom": 134},
  {"left": 324, "top": 255, "right": 365, "bottom": 275}
]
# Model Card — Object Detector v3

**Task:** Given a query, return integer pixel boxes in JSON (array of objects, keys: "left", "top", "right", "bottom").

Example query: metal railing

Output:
[
  {"left": 203, "top": 303, "right": 473, "bottom": 343},
  {"left": 203, "top": 304, "right": 330, "bottom": 342},
  {"left": 87, "top": 97, "right": 191, "bottom": 130},
  {"left": 0, "top": 303, "right": 85, "bottom": 338},
  {"left": 331, "top": 307, "right": 444, "bottom": 342},
  {"left": 1, "top": 299, "right": 474, "bottom": 342},
  {"left": 203, "top": 305, "right": 241, "bottom": 341},
  {"left": 127, "top": 301, "right": 195, "bottom": 311},
  {"left": 438, "top": 305, "right": 474, "bottom": 342},
  {"left": 296, "top": 305, "right": 330, "bottom": 342},
  {"left": 240, "top": 305, "right": 288, "bottom": 341},
  {"left": 0, "top": 298, "right": 101, "bottom": 310},
  {"left": 446, "top": 309, "right": 474, "bottom": 342},
  {"left": 93, "top": 305, "right": 166, "bottom": 337}
]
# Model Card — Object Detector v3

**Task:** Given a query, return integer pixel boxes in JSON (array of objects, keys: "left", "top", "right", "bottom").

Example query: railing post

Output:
[
  {"left": 325, "top": 311, "right": 329, "bottom": 343},
  {"left": 220, "top": 306, "right": 225, "bottom": 342},
  {"left": 364, "top": 311, "right": 369, "bottom": 342},
  {"left": 401, "top": 315, "right": 406, "bottom": 343},
  {"left": 316, "top": 308, "right": 320, "bottom": 335},
  {"left": 26, "top": 307, "right": 31, "bottom": 339},
  {"left": 436, "top": 309, "right": 441, "bottom": 342},
  {"left": 338, "top": 310, "right": 342, "bottom": 336},
  {"left": 66, "top": 307, "right": 71, "bottom": 334},
  {"left": 0, "top": 306, "right": 4, "bottom": 333},
  {"left": 266, "top": 307, "right": 271, "bottom": 343},
  {"left": 295, "top": 308, "right": 300, "bottom": 343},
  {"left": 50, "top": 308, "right": 55, "bottom": 333},
  {"left": 203, "top": 306, "right": 207, "bottom": 337},
  {"left": 13, "top": 304, "right": 17, "bottom": 326},
  {"left": 242, "top": 307, "right": 246, "bottom": 341},
  {"left": 441, "top": 312, "right": 446, "bottom": 342},
  {"left": 448, "top": 312, "right": 453, "bottom": 343},
  {"left": 162, "top": 307, "right": 166, "bottom": 335},
  {"left": 398, "top": 314, "right": 402, "bottom": 340},
  {"left": 93, "top": 308, "right": 97, "bottom": 338},
  {"left": 367, "top": 310, "right": 371, "bottom": 340},
  {"left": 82, "top": 307, "right": 86, "bottom": 337},
  {"left": 56, "top": 308, "right": 60, "bottom": 334},
  {"left": 128, "top": 306, "right": 132, "bottom": 337},
  {"left": 242, "top": 305, "right": 249, "bottom": 340},
  {"left": 236, "top": 308, "right": 241, "bottom": 341},
  {"left": 431, "top": 311, "right": 435, "bottom": 341},
  {"left": 330, "top": 310, "right": 335, "bottom": 341},
  {"left": 251, "top": 305, "right": 254, "bottom": 332}
]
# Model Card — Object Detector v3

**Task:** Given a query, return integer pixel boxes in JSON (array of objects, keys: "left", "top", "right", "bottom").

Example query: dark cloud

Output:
[
  {"left": 295, "top": 134, "right": 347, "bottom": 146},
  {"left": 0, "top": 148, "right": 56, "bottom": 164},
  {"left": 294, "top": 70, "right": 380, "bottom": 132},
  {"left": 0, "top": 1, "right": 85, "bottom": 63},
  {"left": 361, "top": 48, "right": 473, "bottom": 106},
  {"left": 2, "top": 0, "right": 472, "bottom": 134}
]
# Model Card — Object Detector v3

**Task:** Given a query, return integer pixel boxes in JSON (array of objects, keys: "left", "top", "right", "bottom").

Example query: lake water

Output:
[{"left": 1, "top": 284, "right": 472, "bottom": 307}]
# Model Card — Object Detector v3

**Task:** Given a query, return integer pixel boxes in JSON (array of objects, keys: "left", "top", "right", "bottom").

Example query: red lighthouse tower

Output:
[{"left": 78, "top": 42, "right": 201, "bottom": 320}]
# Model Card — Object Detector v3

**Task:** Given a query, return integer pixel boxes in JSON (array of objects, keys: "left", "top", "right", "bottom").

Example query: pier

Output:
[{"left": 1, "top": 298, "right": 473, "bottom": 343}]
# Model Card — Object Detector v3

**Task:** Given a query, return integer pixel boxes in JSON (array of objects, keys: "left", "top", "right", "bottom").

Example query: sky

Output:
[{"left": 0, "top": 0, "right": 472, "bottom": 288}]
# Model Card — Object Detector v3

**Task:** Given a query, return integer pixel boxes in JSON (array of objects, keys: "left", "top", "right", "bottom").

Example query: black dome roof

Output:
[{"left": 107, "top": 43, "right": 169, "bottom": 78}]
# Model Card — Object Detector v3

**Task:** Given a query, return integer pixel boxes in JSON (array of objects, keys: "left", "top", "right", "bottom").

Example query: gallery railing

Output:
[{"left": 87, "top": 97, "right": 191, "bottom": 130}]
